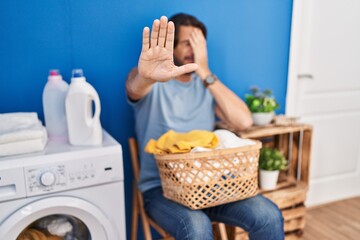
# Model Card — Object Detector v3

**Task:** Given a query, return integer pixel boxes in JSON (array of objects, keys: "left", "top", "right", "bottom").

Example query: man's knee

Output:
[
  {"left": 175, "top": 212, "right": 213, "bottom": 240},
  {"left": 254, "top": 199, "right": 283, "bottom": 228},
  {"left": 248, "top": 197, "right": 284, "bottom": 239},
  {"left": 263, "top": 205, "right": 283, "bottom": 228}
]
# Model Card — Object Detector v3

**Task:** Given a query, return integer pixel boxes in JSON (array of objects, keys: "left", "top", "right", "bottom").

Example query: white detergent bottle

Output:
[
  {"left": 42, "top": 69, "right": 69, "bottom": 142},
  {"left": 65, "top": 69, "right": 102, "bottom": 146}
]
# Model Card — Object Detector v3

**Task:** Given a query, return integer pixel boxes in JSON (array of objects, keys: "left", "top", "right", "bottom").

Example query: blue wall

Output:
[{"left": 0, "top": 0, "right": 292, "bottom": 239}]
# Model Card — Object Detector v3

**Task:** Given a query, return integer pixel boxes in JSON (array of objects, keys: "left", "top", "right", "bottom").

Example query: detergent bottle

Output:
[
  {"left": 42, "top": 69, "right": 69, "bottom": 142},
  {"left": 65, "top": 69, "right": 102, "bottom": 146}
]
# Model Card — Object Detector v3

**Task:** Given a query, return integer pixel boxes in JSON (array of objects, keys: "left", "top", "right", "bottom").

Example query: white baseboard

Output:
[{"left": 306, "top": 175, "right": 360, "bottom": 206}]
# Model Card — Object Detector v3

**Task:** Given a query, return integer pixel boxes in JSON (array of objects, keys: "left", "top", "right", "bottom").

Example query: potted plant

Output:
[
  {"left": 259, "top": 147, "right": 288, "bottom": 190},
  {"left": 245, "top": 87, "right": 279, "bottom": 125}
]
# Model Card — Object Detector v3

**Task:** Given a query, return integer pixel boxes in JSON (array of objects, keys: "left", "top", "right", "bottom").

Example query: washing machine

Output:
[{"left": 0, "top": 131, "right": 126, "bottom": 239}]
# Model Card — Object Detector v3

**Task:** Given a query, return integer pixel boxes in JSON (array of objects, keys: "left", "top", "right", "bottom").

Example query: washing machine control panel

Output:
[
  {"left": 26, "top": 165, "right": 67, "bottom": 193},
  {"left": 24, "top": 153, "right": 122, "bottom": 196}
]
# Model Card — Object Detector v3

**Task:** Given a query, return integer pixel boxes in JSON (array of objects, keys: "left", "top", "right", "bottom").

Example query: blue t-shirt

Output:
[{"left": 128, "top": 73, "right": 215, "bottom": 192}]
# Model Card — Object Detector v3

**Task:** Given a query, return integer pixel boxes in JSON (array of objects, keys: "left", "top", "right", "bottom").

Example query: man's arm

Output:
[
  {"left": 210, "top": 80, "right": 253, "bottom": 130},
  {"left": 126, "top": 16, "right": 198, "bottom": 101},
  {"left": 189, "top": 29, "right": 253, "bottom": 130},
  {"left": 126, "top": 67, "right": 155, "bottom": 101}
]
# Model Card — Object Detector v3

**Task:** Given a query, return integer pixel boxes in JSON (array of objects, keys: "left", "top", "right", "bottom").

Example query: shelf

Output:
[
  {"left": 216, "top": 122, "right": 312, "bottom": 139},
  {"left": 216, "top": 122, "right": 312, "bottom": 239},
  {"left": 262, "top": 181, "right": 308, "bottom": 209},
  {"left": 217, "top": 122, "right": 313, "bottom": 184},
  {"left": 258, "top": 175, "right": 297, "bottom": 194}
]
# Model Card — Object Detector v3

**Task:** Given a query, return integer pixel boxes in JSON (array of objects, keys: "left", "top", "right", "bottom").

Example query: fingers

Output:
[
  {"left": 189, "top": 35, "right": 196, "bottom": 49},
  {"left": 190, "top": 29, "right": 205, "bottom": 47},
  {"left": 189, "top": 30, "right": 199, "bottom": 50},
  {"left": 158, "top": 16, "right": 168, "bottom": 47},
  {"left": 150, "top": 19, "right": 160, "bottom": 48},
  {"left": 165, "top": 21, "right": 175, "bottom": 51},
  {"left": 172, "top": 63, "right": 198, "bottom": 78},
  {"left": 141, "top": 27, "right": 150, "bottom": 52},
  {"left": 149, "top": 16, "right": 173, "bottom": 49}
]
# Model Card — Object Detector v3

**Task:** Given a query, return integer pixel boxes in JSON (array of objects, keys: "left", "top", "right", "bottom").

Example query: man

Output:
[{"left": 126, "top": 13, "right": 284, "bottom": 240}]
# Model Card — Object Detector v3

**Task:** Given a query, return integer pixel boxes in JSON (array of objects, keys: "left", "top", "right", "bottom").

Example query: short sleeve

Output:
[{"left": 126, "top": 88, "right": 154, "bottom": 111}]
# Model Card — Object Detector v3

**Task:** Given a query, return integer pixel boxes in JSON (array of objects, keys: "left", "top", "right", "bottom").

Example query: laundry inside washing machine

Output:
[{"left": 17, "top": 214, "right": 91, "bottom": 240}]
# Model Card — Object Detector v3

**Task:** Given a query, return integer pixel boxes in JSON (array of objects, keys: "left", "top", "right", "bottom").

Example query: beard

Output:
[
  {"left": 174, "top": 56, "right": 196, "bottom": 75},
  {"left": 173, "top": 56, "right": 183, "bottom": 67}
]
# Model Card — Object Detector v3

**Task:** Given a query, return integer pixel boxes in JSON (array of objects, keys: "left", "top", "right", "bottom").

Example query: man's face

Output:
[{"left": 173, "top": 26, "right": 198, "bottom": 66}]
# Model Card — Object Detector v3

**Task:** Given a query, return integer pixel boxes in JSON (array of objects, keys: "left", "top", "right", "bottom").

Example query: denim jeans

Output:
[{"left": 143, "top": 187, "right": 284, "bottom": 240}]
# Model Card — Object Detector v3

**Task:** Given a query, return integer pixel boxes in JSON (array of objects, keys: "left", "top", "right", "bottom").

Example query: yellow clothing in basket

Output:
[{"left": 145, "top": 130, "right": 219, "bottom": 154}]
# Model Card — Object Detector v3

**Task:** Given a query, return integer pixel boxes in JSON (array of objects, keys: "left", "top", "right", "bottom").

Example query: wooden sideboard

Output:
[{"left": 216, "top": 123, "right": 313, "bottom": 240}]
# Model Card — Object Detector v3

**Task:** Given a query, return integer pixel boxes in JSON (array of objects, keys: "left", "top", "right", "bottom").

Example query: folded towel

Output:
[
  {"left": 214, "top": 129, "right": 255, "bottom": 149},
  {"left": 145, "top": 130, "right": 219, "bottom": 154},
  {"left": 0, "top": 120, "right": 45, "bottom": 144},
  {"left": 0, "top": 112, "right": 48, "bottom": 157},
  {"left": 0, "top": 112, "right": 45, "bottom": 144},
  {"left": 0, "top": 126, "right": 47, "bottom": 157},
  {"left": 0, "top": 112, "right": 39, "bottom": 133}
]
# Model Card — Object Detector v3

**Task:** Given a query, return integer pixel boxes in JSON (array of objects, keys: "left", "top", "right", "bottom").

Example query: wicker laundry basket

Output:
[{"left": 155, "top": 141, "right": 262, "bottom": 210}]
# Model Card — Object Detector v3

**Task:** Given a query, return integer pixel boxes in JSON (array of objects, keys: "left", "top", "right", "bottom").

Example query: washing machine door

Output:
[{"left": 0, "top": 196, "right": 117, "bottom": 239}]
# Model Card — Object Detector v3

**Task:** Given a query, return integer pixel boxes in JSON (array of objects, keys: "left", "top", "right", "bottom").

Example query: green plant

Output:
[
  {"left": 245, "top": 87, "right": 279, "bottom": 113},
  {"left": 259, "top": 147, "right": 288, "bottom": 171}
]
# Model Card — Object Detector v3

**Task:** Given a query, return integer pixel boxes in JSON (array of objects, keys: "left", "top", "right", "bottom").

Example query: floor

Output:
[{"left": 302, "top": 196, "right": 360, "bottom": 240}]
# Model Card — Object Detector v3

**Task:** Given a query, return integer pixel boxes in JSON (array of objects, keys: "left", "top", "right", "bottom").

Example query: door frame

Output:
[{"left": 286, "top": 0, "right": 312, "bottom": 115}]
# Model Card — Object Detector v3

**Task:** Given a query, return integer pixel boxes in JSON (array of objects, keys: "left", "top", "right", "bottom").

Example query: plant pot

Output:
[
  {"left": 259, "top": 169, "right": 279, "bottom": 190},
  {"left": 252, "top": 112, "right": 274, "bottom": 126}
]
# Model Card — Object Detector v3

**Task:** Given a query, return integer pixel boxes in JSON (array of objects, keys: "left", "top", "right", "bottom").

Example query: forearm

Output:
[
  {"left": 126, "top": 68, "right": 156, "bottom": 101},
  {"left": 208, "top": 79, "right": 253, "bottom": 130}
]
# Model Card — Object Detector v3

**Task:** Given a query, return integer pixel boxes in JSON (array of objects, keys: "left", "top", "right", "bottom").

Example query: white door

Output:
[{"left": 286, "top": 0, "right": 360, "bottom": 206}]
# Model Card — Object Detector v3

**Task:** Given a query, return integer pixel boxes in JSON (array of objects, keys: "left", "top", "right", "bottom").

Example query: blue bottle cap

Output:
[{"left": 72, "top": 69, "right": 84, "bottom": 78}]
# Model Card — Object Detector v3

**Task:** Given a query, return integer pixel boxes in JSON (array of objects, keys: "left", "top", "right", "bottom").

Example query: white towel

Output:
[
  {"left": 0, "top": 112, "right": 45, "bottom": 144},
  {"left": 0, "top": 112, "right": 39, "bottom": 133},
  {"left": 214, "top": 129, "right": 255, "bottom": 149},
  {"left": 0, "top": 112, "right": 48, "bottom": 157},
  {"left": 0, "top": 128, "right": 47, "bottom": 157}
]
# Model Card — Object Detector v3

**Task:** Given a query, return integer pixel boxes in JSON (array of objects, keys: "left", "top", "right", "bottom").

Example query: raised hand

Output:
[
  {"left": 138, "top": 16, "right": 198, "bottom": 82},
  {"left": 189, "top": 28, "right": 211, "bottom": 79}
]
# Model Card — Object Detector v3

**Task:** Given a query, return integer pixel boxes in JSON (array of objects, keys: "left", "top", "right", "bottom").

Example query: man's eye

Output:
[{"left": 180, "top": 41, "right": 190, "bottom": 46}]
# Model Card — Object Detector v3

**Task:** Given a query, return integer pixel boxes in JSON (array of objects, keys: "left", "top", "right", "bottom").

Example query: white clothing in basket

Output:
[{"left": 214, "top": 129, "right": 255, "bottom": 149}]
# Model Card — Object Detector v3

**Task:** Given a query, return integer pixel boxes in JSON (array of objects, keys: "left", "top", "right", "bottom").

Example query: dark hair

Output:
[{"left": 169, "top": 13, "right": 207, "bottom": 47}]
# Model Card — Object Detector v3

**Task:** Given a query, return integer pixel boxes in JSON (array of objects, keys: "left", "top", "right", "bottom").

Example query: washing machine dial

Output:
[{"left": 40, "top": 171, "right": 56, "bottom": 186}]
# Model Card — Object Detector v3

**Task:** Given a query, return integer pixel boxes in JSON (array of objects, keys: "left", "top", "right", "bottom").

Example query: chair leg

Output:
[
  {"left": 131, "top": 183, "right": 139, "bottom": 240},
  {"left": 218, "top": 223, "right": 229, "bottom": 240},
  {"left": 138, "top": 191, "right": 153, "bottom": 240}
]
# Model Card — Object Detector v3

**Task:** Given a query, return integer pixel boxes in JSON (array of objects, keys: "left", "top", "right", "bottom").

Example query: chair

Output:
[{"left": 129, "top": 138, "right": 229, "bottom": 240}]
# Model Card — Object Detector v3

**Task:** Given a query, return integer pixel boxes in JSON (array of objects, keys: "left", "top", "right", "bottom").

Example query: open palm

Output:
[{"left": 138, "top": 16, "right": 198, "bottom": 82}]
